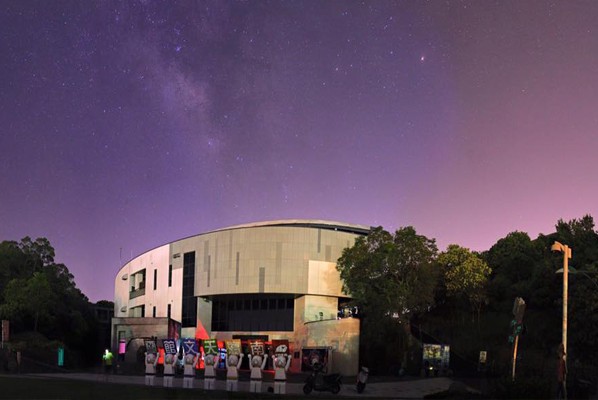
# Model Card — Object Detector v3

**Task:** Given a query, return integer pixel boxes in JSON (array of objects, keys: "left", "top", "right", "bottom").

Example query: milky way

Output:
[{"left": 1, "top": 1, "right": 597, "bottom": 301}]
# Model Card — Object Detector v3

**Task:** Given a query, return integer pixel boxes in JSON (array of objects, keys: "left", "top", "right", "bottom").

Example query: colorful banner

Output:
[
  {"left": 182, "top": 338, "right": 198, "bottom": 355},
  {"left": 162, "top": 338, "right": 178, "bottom": 355},
  {"left": 422, "top": 343, "right": 450, "bottom": 370},
  {"left": 168, "top": 319, "right": 181, "bottom": 342},
  {"left": 250, "top": 340, "right": 264, "bottom": 356},
  {"left": 145, "top": 339, "right": 157, "bottom": 354},
  {"left": 226, "top": 339, "right": 241, "bottom": 356},
  {"left": 203, "top": 338, "right": 219, "bottom": 356},
  {"left": 272, "top": 339, "right": 289, "bottom": 355}
]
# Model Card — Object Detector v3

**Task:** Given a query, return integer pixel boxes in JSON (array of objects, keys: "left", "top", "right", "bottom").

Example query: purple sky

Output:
[{"left": 1, "top": 1, "right": 597, "bottom": 302}]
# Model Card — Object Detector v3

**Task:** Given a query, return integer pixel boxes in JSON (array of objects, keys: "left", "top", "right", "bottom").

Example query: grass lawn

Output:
[{"left": 0, "top": 375, "right": 342, "bottom": 399}]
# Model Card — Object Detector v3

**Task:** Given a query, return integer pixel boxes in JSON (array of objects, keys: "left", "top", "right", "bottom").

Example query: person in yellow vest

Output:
[{"left": 102, "top": 349, "right": 114, "bottom": 375}]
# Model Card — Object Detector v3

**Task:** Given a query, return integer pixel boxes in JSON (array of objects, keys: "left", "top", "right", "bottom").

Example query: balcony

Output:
[{"left": 129, "top": 286, "right": 145, "bottom": 300}]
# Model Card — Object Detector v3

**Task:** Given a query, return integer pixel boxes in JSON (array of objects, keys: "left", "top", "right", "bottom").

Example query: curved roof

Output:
[
  {"left": 208, "top": 219, "right": 371, "bottom": 236},
  {"left": 117, "top": 219, "right": 371, "bottom": 270}
]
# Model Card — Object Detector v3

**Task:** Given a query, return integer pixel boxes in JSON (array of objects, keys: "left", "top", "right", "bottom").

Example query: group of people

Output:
[{"left": 143, "top": 342, "right": 292, "bottom": 394}]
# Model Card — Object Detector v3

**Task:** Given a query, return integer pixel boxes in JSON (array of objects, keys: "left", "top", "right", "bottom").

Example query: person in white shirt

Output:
[
  {"left": 226, "top": 353, "right": 244, "bottom": 392},
  {"left": 248, "top": 352, "right": 268, "bottom": 393},
  {"left": 203, "top": 352, "right": 219, "bottom": 390},
  {"left": 163, "top": 353, "right": 175, "bottom": 387},
  {"left": 182, "top": 352, "right": 199, "bottom": 389},
  {"left": 144, "top": 352, "right": 158, "bottom": 386},
  {"left": 272, "top": 345, "right": 292, "bottom": 394}
]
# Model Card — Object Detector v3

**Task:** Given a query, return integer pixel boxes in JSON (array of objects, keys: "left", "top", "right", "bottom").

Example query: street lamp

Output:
[
  {"left": 551, "top": 241, "right": 571, "bottom": 366},
  {"left": 556, "top": 266, "right": 598, "bottom": 290}
]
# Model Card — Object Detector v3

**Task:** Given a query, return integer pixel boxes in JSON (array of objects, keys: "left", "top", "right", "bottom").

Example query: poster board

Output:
[
  {"left": 203, "top": 338, "right": 218, "bottom": 355},
  {"left": 250, "top": 340, "right": 265, "bottom": 356},
  {"left": 226, "top": 339, "right": 241, "bottom": 356},
  {"left": 145, "top": 339, "right": 158, "bottom": 355},
  {"left": 162, "top": 338, "right": 178, "bottom": 355},
  {"left": 272, "top": 339, "right": 289, "bottom": 355},
  {"left": 182, "top": 338, "right": 198, "bottom": 355},
  {"left": 422, "top": 343, "right": 450, "bottom": 370}
]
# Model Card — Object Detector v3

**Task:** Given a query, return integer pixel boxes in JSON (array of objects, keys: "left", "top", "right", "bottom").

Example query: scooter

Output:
[
  {"left": 356, "top": 366, "right": 369, "bottom": 393},
  {"left": 303, "top": 362, "right": 342, "bottom": 395}
]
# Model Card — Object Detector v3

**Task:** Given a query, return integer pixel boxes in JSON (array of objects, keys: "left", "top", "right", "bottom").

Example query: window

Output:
[
  {"left": 181, "top": 252, "right": 196, "bottom": 327},
  {"left": 167, "top": 304, "right": 171, "bottom": 319},
  {"left": 168, "top": 265, "right": 172, "bottom": 287},
  {"left": 152, "top": 306, "right": 156, "bottom": 318},
  {"left": 153, "top": 269, "right": 157, "bottom": 290},
  {"left": 211, "top": 294, "right": 294, "bottom": 331}
]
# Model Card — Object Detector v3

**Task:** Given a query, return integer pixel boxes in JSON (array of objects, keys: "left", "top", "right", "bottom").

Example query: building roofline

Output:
[
  {"left": 206, "top": 219, "right": 371, "bottom": 235},
  {"left": 117, "top": 219, "right": 371, "bottom": 271}
]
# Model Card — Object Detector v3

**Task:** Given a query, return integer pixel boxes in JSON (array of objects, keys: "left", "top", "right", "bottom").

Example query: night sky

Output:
[{"left": 1, "top": 1, "right": 597, "bottom": 302}]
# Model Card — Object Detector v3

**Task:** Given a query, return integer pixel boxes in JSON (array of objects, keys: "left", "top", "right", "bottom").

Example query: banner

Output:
[
  {"left": 145, "top": 339, "right": 157, "bottom": 354},
  {"left": 226, "top": 339, "right": 241, "bottom": 357},
  {"left": 162, "top": 338, "right": 178, "bottom": 355},
  {"left": 250, "top": 340, "right": 264, "bottom": 356},
  {"left": 203, "top": 338, "right": 218, "bottom": 356},
  {"left": 272, "top": 339, "right": 289, "bottom": 355},
  {"left": 182, "top": 338, "right": 198, "bottom": 355},
  {"left": 422, "top": 343, "right": 450, "bottom": 370}
]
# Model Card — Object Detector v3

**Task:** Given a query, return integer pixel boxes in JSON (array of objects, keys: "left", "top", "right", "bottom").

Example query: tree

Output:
[
  {"left": 438, "top": 245, "right": 491, "bottom": 322},
  {"left": 0, "top": 237, "right": 99, "bottom": 366},
  {"left": 337, "top": 226, "right": 438, "bottom": 371},
  {"left": 0, "top": 272, "right": 56, "bottom": 332},
  {"left": 483, "top": 231, "right": 540, "bottom": 312}
]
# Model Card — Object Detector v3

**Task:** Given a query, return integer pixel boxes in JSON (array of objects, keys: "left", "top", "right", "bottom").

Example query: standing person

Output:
[
  {"left": 102, "top": 349, "right": 114, "bottom": 377},
  {"left": 202, "top": 339, "right": 219, "bottom": 390},
  {"left": 182, "top": 351, "right": 199, "bottom": 389},
  {"left": 225, "top": 340, "right": 243, "bottom": 392},
  {"left": 557, "top": 344, "right": 567, "bottom": 400},
  {"left": 163, "top": 353, "right": 175, "bottom": 388},
  {"left": 161, "top": 338, "right": 178, "bottom": 388},
  {"left": 144, "top": 352, "right": 158, "bottom": 386},
  {"left": 226, "top": 352, "right": 244, "bottom": 391},
  {"left": 248, "top": 342, "right": 267, "bottom": 393},
  {"left": 272, "top": 343, "right": 292, "bottom": 394}
]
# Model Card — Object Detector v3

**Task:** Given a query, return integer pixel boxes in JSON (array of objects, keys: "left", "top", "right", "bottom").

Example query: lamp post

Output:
[
  {"left": 551, "top": 241, "right": 571, "bottom": 366},
  {"left": 556, "top": 266, "right": 598, "bottom": 290}
]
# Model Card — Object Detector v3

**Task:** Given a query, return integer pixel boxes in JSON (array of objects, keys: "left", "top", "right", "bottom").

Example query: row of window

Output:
[
  {"left": 211, "top": 294, "right": 295, "bottom": 332},
  {"left": 131, "top": 304, "right": 171, "bottom": 319}
]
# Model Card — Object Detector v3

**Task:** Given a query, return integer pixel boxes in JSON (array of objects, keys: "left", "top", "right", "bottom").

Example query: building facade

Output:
[{"left": 112, "top": 220, "right": 369, "bottom": 375}]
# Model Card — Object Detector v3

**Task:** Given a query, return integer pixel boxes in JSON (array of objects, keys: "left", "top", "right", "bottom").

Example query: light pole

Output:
[
  {"left": 556, "top": 266, "right": 598, "bottom": 290},
  {"left": 551, "top": 241, "right": 571, "bottom": 366}
]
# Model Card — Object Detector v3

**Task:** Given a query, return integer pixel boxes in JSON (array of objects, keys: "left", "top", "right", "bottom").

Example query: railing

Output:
[{"left": 129, "top": 287, "right": 145, "bottom": 299}]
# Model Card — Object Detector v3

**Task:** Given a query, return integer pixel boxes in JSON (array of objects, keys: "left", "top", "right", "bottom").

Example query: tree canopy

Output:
[
  {"left": 338, "top": 214, "right": 598, "bottom": 379},
  {"left": 0, "top": 237, "right": 105, "bottom": 367},
  {"left": 438, "top": 244, "right": 491, "bottom": 321}
]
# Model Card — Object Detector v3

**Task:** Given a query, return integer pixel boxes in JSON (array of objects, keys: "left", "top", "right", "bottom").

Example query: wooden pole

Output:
[{"left": 511, "top": 334, "right": 519, "bottom": 381}]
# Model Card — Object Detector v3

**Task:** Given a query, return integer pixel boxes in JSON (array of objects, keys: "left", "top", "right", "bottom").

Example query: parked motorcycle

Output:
[
  {"left": 356, "top": 366, "right": 369, "bottom": 393},
  {"left": 303, "top": 362, "right": 342, "bottom": 395}
]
